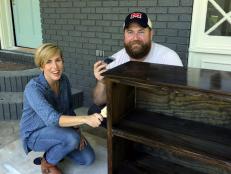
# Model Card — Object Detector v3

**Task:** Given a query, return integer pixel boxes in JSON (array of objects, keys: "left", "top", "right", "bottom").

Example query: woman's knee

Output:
[
  {"left": 82, "top": 149, "right": 95, "bottom": 165},
  {"left": 62, "top": 129, "right": 80, "bottom": 150}
]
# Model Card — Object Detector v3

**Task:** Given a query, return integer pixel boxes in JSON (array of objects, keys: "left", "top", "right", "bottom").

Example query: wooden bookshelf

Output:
[{"left": 103, "top": 61, "right": 231, "bottom": 174}]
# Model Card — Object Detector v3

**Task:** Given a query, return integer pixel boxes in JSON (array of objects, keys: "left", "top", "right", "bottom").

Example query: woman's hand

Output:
[
  {"left": 93, "top": 61, "right": 107, "bottom": 81},
  {"left": 85, "top": 113, "right": 103, "bottom": 127}
]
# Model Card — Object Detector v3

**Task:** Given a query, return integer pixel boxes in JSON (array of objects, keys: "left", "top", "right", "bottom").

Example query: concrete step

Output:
[
  {"left": 0, "top": 88, "right": 83, "bottom": 120},
  {"left": 0, "top": 68, "right": 40, "bottom": 92}
]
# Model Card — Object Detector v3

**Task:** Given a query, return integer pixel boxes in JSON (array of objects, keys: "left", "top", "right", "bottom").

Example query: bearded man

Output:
[{"left": 90, "top": 12, "right": 183, "bottom": 117}]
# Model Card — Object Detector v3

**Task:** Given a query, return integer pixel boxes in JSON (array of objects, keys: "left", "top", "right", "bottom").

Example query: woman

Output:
[{"left": 19, "top": 43, "right": 103, "bottom": 174}]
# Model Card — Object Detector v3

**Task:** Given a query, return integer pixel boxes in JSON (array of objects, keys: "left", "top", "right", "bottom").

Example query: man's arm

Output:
[
  {"left": 93, "top": 80, "right": 107, "bottom": 105},
  {"left": 92, "top": 60, "right": 107, "bottom": 105}
]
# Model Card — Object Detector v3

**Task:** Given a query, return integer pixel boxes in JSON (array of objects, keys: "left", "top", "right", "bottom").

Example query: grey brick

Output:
[
  {"left": 96, "top": 8, "right": 112, "bottom": 13},
  {"left": 16, "top": 103, "right": 23, "bottom": 120},
  {"left": 154, "top": 36, "right": 166, "bottom": 43},
  {"left": 75, "top": 26, "right": 88, "bottom": 32},
  {"left": 0, "top": 77, "right": 5, "bottom": 91},
  {"left": 138, "top": 0, "right": 157, "bottom": 6},
  {"left": 101, "top": 45, "right": 112, "bottom": 51},
  {"left": 0, "top": 104, "right": 3, "bottom": 120},
  {"left": 179, "top": 14, "right": 192, "bottom": 21},
  {"left": 167, "top": 22, "right": 191, "bottom": 29},
  {"left": 74, "top": 14, "right": 87, "bottom": 19},
  {"left": 96, "top": 32, "right": 111, "bottom": 39},
  {"left": 82, "top": 32, "right": 95, "bottom": 38},
  {"left": 103, "top": 14, "right": 119, "bottom": 20},
  {"left": 62, "top": 25, "right": 74, "bottom": 30},
  {"left": 111, "top": 7, "right": 128, "bottom": 13},
  {"left": 111, "top": 21, "right": 123, "bottom": 27},
  {"left": 96, "top": 20, "right": 111, "bottom": 27},
  {"left": 73, "top": 1, "right": 86, "bottom": 7},
  {"left": 60, "top": 2, "right": 73, "bottom": 8},
  {"left": 119, "top": 1, "right": 137, "bottom": 6},
  {"left": 178, "top": 30, "right": 191, "bottom": 37},
  {"left": 158, "top": 0, "right": 179, "bottom": 6},
  {"left": 4, "top": 77, "right": 12, "bottom": 92},
  {"left": 104, "top": 39, "right": 118, "bottom": 46},
  {"left": 167, "top": 36, "right": 189, "bottom": 44},
  {"left": 58, "top": 30, "right": 68, "bottom": 36},
  {"left": 177, "top": 44, "right": 188, "bottom": 52},
  {"left": 10, "top": 77, "right": 17, "bottom": 92},
  {"left": 21, "top": 76, "right": 28, "bottom": 90},
  {"left": 81, "top": 8, "right": 96, "bottom": 13},
  {"left": 180, "top": 0, "right": 193, "bottom": 6},
  {"left": 3, "top": 104, "right": 10, "bottom": 120},
  {"left": 156, "top": 29, "right": 178, "bottom": 37},
  {"left": 81, "top": 20, "right": 95, "bottom": 26},
  {"left": 76, "top": 49, "right": 89, "bottom": 55},
  {"left": 83, "top": 43, "right": 96, "bottom": 49},
  {"left": 88, "top": 26, "right": 103, "bottom": 32},
  {"left": 112, "top": 33, "right": 123, "bottom": 40},
  {"left": 168, "top": 7, "right": 192, "bottom": 14},
  {"left": 103, "top": 27, "right": 120, "bottom": 33},
  {"left": 10, "top": 104, "right": 17, "bottom": 120},
  {"left": 87, "top": 1, "right": 102, "bottom": 7},
  {"left": 164, "top": 43, "right": 177, "bottom": 51},
  {"left": 88, "top": 14, "right": 102, "bottom": 20},
  {"left": 69, "top": 31, "right": 81, "bottom": 37},
  {"left": 157, "top": 14, "right": 178, "bottom": 21},
  {"left": 44, "top": 8, "right": 55, "bottom": 13},
  {"left": 154, "top": 22, "right": 167, "bottom": 29},
  {"left": 103, "top": 1, "right": 118, "bottom": 7},
  {"left": 56, "top": 17, "right": 68, "bottom": 24},
  {"left": 16, "top": 77, "right": 23, "bottom": 92},
  {"left": 46, "top": 30, "right": 57, "bottom": 35}
]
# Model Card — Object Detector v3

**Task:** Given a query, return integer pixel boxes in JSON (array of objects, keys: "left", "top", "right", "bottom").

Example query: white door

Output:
[
  {"left": 188, "top": 0, "right": 231, "bottom": 71},
  {"left": 12, "top": 0, "right": 42, "bottom": 48}
]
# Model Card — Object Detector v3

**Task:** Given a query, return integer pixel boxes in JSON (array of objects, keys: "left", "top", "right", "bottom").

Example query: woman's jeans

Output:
[{"left": 27, "top": 126, "right": 95, "bottom": 165}]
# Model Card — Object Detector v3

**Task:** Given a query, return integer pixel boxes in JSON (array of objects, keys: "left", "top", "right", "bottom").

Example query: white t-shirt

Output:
[{"left": 107, "top": 43, "right": 183, "bottom": 69}]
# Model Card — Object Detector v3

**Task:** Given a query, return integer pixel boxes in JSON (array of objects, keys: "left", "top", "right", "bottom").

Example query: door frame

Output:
[{"left": 0, "top": 0, "right": 15, "bottom": 49}]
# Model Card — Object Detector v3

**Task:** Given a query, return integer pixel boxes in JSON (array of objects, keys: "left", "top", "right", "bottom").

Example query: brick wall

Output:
[{"left": 40, "top": 0, "right": 193, "bottom": 106}]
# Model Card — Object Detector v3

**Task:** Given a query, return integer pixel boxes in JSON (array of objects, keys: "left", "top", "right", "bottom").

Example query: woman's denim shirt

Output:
[{"left": 19, "top": 72, "right": 75, "bottom": 154}]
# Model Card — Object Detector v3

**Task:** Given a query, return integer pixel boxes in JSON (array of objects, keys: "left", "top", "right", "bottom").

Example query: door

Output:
[
  {"left": 12, "top": 0, "right": 42, "bottom": 48},
  {"left": 188, "top": 0, "right": 231, "bottom": 71}
]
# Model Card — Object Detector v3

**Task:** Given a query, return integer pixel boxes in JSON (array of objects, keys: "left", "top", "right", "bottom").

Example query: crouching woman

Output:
[{"left": 19, "top": 43, "right": 103, "bottom": 174}]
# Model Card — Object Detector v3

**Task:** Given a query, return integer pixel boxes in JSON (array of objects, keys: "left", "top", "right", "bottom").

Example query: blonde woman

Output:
[{"left": 20, "top": 43, "right": 103, "bottom": 174}]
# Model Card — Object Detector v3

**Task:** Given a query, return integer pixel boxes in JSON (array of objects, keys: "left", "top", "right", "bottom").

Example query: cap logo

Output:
[{"left": 130, "top": 13, "right": 142, "bottom": 19}]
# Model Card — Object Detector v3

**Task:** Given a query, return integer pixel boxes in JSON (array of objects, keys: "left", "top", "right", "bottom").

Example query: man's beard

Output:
[{"left": 124, "top": 40, "right": 151, "bottom": 60}]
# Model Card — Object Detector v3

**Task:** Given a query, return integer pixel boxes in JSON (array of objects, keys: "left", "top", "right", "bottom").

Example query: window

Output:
[{"left": 205, "top": 0, "right": 231, "bottom": 36}]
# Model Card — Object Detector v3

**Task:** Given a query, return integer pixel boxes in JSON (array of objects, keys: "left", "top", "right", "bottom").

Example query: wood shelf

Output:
[
  {"left": 103, "top": 61, "right": 231, "bottom": 174},
  {"left": 116, "top": 154, "right": 207, "bottom": 174},
  {"left": 112, "top": 110, "right": 231, "bottom": 173}
]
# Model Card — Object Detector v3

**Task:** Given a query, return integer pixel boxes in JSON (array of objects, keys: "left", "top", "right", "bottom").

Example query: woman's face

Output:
[{"left": 41, "top": 53, "right": 64, "bottom": 83}]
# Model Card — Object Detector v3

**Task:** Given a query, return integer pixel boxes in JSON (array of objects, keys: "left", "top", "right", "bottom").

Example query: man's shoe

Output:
[{"left": 41, "top": 158, "right": 62, "bottom": 174}]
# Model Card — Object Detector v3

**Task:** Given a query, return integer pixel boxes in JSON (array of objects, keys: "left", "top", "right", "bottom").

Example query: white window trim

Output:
[
  {"left": 189, "top": 0, "right": 231, "bottom": 55},
  {"left": 0, "top": 0, "right": 15, "bottom": 49}
]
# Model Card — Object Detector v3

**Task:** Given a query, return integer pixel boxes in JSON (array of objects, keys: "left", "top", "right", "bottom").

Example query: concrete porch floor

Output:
[{"left": 0, "top": 107, "right": 108, "bottom": 174}]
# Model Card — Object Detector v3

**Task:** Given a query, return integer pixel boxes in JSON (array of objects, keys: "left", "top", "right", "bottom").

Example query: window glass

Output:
[{"left": 205, "top": 0, "right": 231, "bottom": 36}]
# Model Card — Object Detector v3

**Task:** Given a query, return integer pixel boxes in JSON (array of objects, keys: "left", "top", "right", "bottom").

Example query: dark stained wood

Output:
[
  {"left": 104, "top": 61, "right": 231, "bottom": 174},
  {"left": 136, "top": 87, "right": 231, "bottom": 126},
  {"left": 103, "top": 61, "right": 231, "bottom": 96},
  {"left": 106, "top": 80, "right": 135, "bottom": 174},
  {"left": 112, "top": 109, "right": 231, "bottom": 173}
]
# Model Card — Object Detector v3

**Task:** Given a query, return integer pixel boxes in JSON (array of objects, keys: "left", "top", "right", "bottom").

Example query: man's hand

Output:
[{"left": 94, "top": 61, "right": 107, "bottom": 81}]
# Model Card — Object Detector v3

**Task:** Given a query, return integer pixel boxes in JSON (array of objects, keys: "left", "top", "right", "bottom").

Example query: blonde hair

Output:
[{"left": 34, "top": 43, "right": 63, "bottom": 68}]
